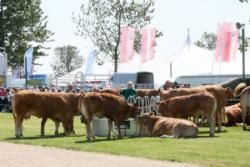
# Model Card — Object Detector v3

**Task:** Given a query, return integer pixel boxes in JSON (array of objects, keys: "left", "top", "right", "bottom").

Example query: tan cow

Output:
[
  {"left": 12, "top": 90, "right": 82, "bottom": 137},
  {"left": 240, "top": 86, "right": 250, "bottom": 130},
  {"left": 136, "top": 89, "right": 161, "bottom": 99},
  {"left": 158, "top": 92, "right": 216, "bottom": 136},
  {"left": 234, "top": 82, "right": 247, "bottom": 97},
  {"left": 135, "top": 113, "right": 198, "bottom": 138},
  {"left": 224, "top": 103, "right": 242, "bottom": 126},
  {"left": 80, "top": 92, "right": 137, "bottom": 140},
  {"left": 98, "top": 88, "right": 121, "bottom": 95},
  {"left": 160, "top": 85, "right": 231, "bottom": 132}
]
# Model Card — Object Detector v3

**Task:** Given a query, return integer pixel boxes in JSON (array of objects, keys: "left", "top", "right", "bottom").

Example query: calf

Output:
[
  {"left": 12, "top": 90, "right": 81, "bottom": 137},
  {"left": 135, "top": 113, "right": 198, "bottom": 138},
  {"left": 158, "top": 92, "right": 216, "bottom": 136},
  {"left": 80, "top": 92, "right": 137, "bottom": 140}
]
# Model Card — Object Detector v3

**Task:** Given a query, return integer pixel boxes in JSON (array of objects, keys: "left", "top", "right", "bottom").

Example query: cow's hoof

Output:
[
  {"left": 243, "top": 126, "right": 247, "bottom": 131},
  {"left": 209, "top": 134, "right": 214, "bottom": 137}
]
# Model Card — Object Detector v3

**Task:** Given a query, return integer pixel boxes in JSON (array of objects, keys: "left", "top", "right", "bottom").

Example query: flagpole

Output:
[
  {"left": 241, "top": 25, "right": 246, "bottom": 79},
  {"left": 236, "top": 22, "right": 246, "bottom": 80},
  {"left": 25, "top": 56, "right": 28, "bottom": 88},
  {"left": 170, "top": 61, "right": 172, "bottom": 79}
]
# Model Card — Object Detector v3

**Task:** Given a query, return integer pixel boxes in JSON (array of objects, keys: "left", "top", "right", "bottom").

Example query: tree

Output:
[
  {"left": 195, "top": 31, "right": 250, "bottom": 53},
  {"left": 194, "top": 32, "right": 216, "bottom": 50},
  {"left": 74, "top": 0, "right": 162, "bottom": 72},
  {"left": 239, "top": 0, "right": 248, "bottom": 2},
  {"left": 0, "top": 0, "right": 53, "bottom": 69},
  {"left": 51, "top": 45, "right": 84, "bottom": 76}
]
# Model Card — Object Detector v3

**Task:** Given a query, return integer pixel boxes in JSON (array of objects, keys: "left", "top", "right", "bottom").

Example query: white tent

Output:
[{"left": 170, "top": 30, "right": 214, "bottom": 79}]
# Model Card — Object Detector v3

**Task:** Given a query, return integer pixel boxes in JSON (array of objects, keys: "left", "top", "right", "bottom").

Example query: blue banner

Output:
[
  {"left": 85, "top": 49, "right": 95, "bottom": 75},
  {"left": 24, "top": 48, "right": 34, "bottom": 78}
]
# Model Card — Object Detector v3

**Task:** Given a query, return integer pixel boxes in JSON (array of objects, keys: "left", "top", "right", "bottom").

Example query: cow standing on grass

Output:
[
  {"left": 240, "top": 86, "right": 250, "bottom": 130},
  {"left": 158, "top": 92, "right": 217, "bottom": 136},
  {"left": 160, "top": 85, "right": 232, "bottom": 132},
  {"left": 12, "top": 90, "right": 82, "bottom": 137},
  {"left": 135, "top": 113, "right": 198, "bottom": 138},
  {"left": 80, "top": 92, "right": 137, "bottom": 141}
]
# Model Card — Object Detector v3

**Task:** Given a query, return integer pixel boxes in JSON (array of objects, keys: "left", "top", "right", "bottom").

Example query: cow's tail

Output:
[
  {"left": 11, "top": 96, "right": 17, "bottom": 123},
  {"left": 222, "top": 107, "right": 227, "bottom": 124},
  {"left": 79, "top": 95, "right": 89, "bottom": 122}
]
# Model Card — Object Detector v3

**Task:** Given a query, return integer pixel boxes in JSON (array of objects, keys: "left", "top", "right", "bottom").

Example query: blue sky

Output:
[{"left": 36, "top": 0, "right": 250, "bottom": 83}]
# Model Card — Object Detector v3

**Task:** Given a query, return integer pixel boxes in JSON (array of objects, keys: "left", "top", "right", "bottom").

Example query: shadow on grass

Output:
[
  {"left": 75, "top": 136, "right": 139, "bottom": 144},
  {"left": 5, "top": 133, "right": 84, "bottom": 141}
]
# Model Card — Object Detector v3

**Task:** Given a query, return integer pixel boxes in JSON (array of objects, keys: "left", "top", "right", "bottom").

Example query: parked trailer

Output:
[{"left": 174, "top": 74, "right": 250, "bottom": 87}]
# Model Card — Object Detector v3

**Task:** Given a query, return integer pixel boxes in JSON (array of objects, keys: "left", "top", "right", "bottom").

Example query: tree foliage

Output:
[
  {"left": 194, "top": 32, "right": 216, "bottom": 50},
  {"left": 0, "top": 0, "right": 53, "bottom": 69},
  {"left": 74, "top": 0, "right": 162, "bottom": 72},
  {"left": 51, "top": 45, "right": 84, "bottom": 76}
]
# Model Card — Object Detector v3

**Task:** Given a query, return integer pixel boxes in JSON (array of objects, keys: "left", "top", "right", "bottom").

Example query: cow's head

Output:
[
  {"left": 135, "top": 112, "right": 154, "bottom": 125},
  {"left": 224, "top": 87, "right": 234, "bottom": 99},
  {"left": 156, "top": 100, "right": 171, "bottom": 117},
  {"left": 127, "top": 103, "right": 138, "bottom": 118}
]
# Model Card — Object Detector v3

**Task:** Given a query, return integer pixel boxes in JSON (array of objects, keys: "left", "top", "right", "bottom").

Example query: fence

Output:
[{"left": 127, "top": 95, "right": 160, "bottom": 115}]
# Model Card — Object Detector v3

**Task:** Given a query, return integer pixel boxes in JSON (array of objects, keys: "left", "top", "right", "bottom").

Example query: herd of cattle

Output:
[{"left": 11, "top": 83, "right": 250, "bottom": 140}]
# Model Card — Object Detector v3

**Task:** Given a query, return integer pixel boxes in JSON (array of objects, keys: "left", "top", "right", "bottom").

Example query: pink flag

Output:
[
  {"left": 140, "top": 28, "right": 156, "bottom": 63},
  {"left": 215, "top": 23, "right": 238, "bottom": 62},
  {"left": 119, "top": 27, "right": 135, "bottom": 63}
]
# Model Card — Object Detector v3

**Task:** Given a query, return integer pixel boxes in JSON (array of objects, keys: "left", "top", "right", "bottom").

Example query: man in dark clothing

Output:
[{"left": 119, "top": 81, "right": 136, "bottom": 100}]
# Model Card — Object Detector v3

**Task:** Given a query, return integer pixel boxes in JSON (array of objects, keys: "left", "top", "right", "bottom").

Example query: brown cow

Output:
[
  {"left": 240, "top": 86, "right": 250, "bottom": 130},
  {"left": 12, "top": 90, "right": 82, "bottom": 137},
  {"left": 136, "top": 89, "right": 161, "bottom": 99},
  {"left": 160, "top": 85, "right": 230, "bottom": 132},
  {"left": 80, "top": 92, "right": 137, "bottom": 140},
  {"left": 234, "top": 82, "right": 247, "bottom": 97},
  {"left": 135, "top": 113, "right": 198, "bottom": 138},
  {"left": 158, "top": 92, "right": 216, "bottom": 136},
  {"left": 99, "top": 88, "right": 120, "bottom": 95},
  {"left": 224, "top": 103, "right": 242, "bottom": 126}
]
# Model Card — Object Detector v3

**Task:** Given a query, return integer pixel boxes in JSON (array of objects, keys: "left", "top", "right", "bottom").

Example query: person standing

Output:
[{"left": 119, "top": 81, "right": 136, "bottom": 100}]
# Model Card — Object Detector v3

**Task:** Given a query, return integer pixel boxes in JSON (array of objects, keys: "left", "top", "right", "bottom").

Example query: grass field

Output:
[{"left": 1, "top": 112, "right": 250, "bottom": 167}]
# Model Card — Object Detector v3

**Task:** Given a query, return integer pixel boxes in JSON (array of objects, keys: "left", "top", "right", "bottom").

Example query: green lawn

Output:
[{"left": 1, "top": 112, "right": 250, "bottom": 167}]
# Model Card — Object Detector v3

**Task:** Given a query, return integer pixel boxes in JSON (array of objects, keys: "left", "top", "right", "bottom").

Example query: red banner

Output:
[
  {"left": 140, "top": 28, "right": 156, "bottom": 63},
  {"left": 215, "top": 23, "right": 238, "bottom": 62},
  {"left": 119, "top": 27, "right": 135, "bottom": 63}
]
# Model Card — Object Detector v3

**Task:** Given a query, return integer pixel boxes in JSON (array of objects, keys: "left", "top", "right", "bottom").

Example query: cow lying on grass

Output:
[
  {"left": 135, "top": 112, "right": 198, "bottom": 138},
  {"left": 224, "top": 103, "right": 250, "bottom": 126},
  {"left": 158, "top": 92, "right": 216, "bottom": 136},
  {"left": 12, "top": 90, "right": 81, "bottom": 137},
  {"left": 80, "top": 92, "right": 137, "bottom": 141}
]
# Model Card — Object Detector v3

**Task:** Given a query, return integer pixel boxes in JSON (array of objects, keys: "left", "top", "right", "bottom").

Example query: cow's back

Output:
[{"left": 159, "top": 92, "right": 216, "bottom": 118}]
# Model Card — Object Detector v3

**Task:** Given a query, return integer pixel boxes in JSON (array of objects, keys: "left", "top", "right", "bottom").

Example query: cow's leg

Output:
[
  {"left": 54, "top": 121, "right": 60, "bottom": 136},
  {"left": 207, "top": 115, "right": 215, "bottom": 137},
  {"left": 40, "top": 118, "right": 47, "bottom": 136},
  {"left": 242, "top": 107, "right": 247, "bottom": 130},
  {"left": 107, "top": 119, "right": 113, "bottom": 139},
  {"left": 15, "top": 116, "right": 24, "bottom": 137},
  {"left": 216, "top": 111, "right": 222, "bottom": 132},
  {"left": 85, "top": 121, "right": 92, "bottom": 141},
  {"left": 116, "top": 122, "right": 122, "bottom": 139}
]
